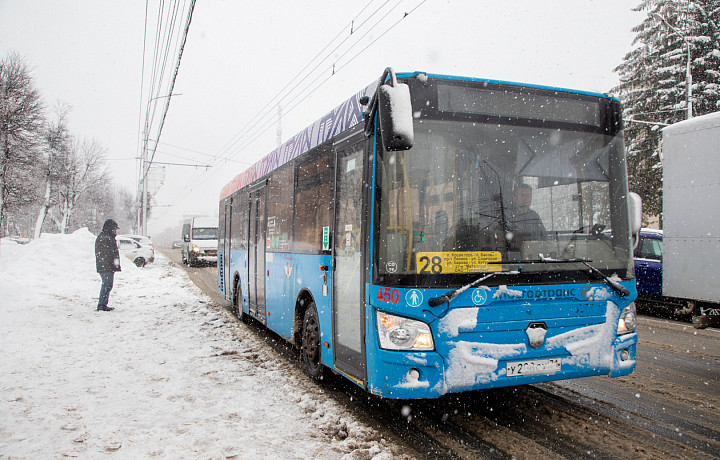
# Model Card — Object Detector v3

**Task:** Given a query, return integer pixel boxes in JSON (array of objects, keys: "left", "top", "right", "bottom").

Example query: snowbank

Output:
[{"left": 0, "top": 230, "right": 403, "bottom": 458}]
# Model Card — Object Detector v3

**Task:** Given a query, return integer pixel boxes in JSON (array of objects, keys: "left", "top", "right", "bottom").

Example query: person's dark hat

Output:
[{"left": 102, "top": 219, "right": 119, "bottom": 232}]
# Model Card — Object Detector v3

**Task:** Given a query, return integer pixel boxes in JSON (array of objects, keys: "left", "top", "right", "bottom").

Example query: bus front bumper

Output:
[{"left": 366, "top": 332, "right": 638, "bottom": 399}]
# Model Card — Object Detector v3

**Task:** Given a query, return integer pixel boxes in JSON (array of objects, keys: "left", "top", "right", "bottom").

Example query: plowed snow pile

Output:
[{"left": 0, "top": 229, "right": 402, "bottom": 459}]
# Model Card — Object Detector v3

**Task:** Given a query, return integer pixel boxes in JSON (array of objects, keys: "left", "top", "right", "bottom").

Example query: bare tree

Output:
[
  {"left": 34, "top": 103, "right": 72, "bottom": 239},
  {"left": 116, "top": 187, "right": 139, "bottom": 233},
  {"left": 0, "top": 53, "right": 44, "bottom": 236},
  {"left": 49, "top": 138, "right": 108, "bottom": 234}
]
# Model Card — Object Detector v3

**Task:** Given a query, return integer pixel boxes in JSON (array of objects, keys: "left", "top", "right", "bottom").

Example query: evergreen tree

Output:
[{"left": 614, "top": 0, "right": 720, "bottom": 221}]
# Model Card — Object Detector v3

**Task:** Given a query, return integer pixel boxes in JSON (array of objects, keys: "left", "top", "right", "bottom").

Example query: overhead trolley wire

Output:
[
  {"left": 164, "top": 0, "right": 426, "bottom": 207},
  {"left": 155, "top": 141, "right": 253, "bottom": 165},
  {"left": 144, "top": 0, "right": 184, "bottom": 141},
  {"left": 219, "top": 0, "right": 425, "bottom": 166},
  {"left": 137, "top": 0, "right": 196, "bottom": 229},
  {"left": 153, "top": 0, "right": 426, "bottom": 223},
  {"left": 213, "top": 0, "right": 386, "bottom": 162},
  {"left": 154, "top": 0, "right": 396, "bottom": 212},
  {"left": 140, "top": 0, "right": 182, "bottom": 170},
  {"left": 144, "top": 0, "right": 196, "bottom": 183},
  {"left": 203, "top": 0, "right": 407, "bottom": 175}
]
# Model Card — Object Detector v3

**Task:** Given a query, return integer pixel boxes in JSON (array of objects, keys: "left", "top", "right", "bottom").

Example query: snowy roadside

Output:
[{"left": 0, "top": 229, "right": 406, "bottom": 459}]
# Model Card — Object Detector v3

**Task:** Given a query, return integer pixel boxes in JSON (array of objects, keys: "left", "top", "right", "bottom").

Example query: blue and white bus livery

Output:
[{"left": 218, "top": 68, "right": 641, "bottom": 399}]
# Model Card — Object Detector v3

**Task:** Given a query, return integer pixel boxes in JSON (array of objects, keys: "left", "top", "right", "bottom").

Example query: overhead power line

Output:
[
  {"left": 138, "top": 0, "right": 197, "bottom": 235},
  {"left": 213, "top": 0, "right": 388, "bottom": 161},
  {"left": 144, "top": 0, "right": 196, "bottom": 182},
  {"left": 153, "top": 0, "right": 427, "bottom": 225}
]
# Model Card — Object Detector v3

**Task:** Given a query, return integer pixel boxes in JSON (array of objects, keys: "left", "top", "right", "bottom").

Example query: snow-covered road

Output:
[{"left": 0, "top": 229, "right": 405, "bottom": 459}]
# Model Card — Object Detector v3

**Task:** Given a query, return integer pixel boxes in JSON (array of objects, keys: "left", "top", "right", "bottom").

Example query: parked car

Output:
[
  {"left": 117, "top": 236, "right": 155, "bottom": 267},
  {"left": 633, "top": 228, "right": 663, "bottom": 299},
  {"left": 6, "top": 236, "right": 30, "bottom": 244},
  {"left": 120, "top": 234, "right": 154, "bottom": 250}
]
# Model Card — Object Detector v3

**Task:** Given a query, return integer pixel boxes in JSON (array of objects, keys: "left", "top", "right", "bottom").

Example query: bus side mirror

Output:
[
  {"left": 183, "top": 234, "right": 190, "bottom": 242},
  {"left": 377, "top": 81, "right": 414, "bottom": 151},
  {"left": 628, "top": 192, "right": 642, "bottom": 248}
]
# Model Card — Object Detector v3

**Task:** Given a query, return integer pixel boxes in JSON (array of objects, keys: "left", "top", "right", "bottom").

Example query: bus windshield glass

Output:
[
  {"left": 375, "top": 91, "right": 631, "bottom": 285},
  {"left": 192, "top": 227, "right": 217, "bottom": 240}
]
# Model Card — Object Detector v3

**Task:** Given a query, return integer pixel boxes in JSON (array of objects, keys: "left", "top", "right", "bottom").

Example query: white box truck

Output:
[
  {"left": 181, "top": 216, "right": 218, "bottom": 267},
  {"left": 662, "top": 111, "right": 720, "bottom": 328}
]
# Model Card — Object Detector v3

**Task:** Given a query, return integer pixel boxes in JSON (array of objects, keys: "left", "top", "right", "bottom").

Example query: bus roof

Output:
[
  {"left": 219, "top": 71, "right": 618, "bottom": 200},
  {"left": 409, "top": 72, "right": 619, "bottom": 101},
  {"left": 219, "top": 81, "right": 378, "bottom": 200},
  {"left": 187, "top": 216, "right": 217, "bottom": 228}
]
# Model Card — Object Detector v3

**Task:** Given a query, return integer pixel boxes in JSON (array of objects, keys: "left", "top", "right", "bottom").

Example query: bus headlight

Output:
[
  {"left": 376, "top": 312, "right": 434, "bottom": 351},
  {"left": 192, "top": 244, "right": 200, "bottom": 253},
  {"left": 617, "top": 302, "right": 637, "bottom": 335}
]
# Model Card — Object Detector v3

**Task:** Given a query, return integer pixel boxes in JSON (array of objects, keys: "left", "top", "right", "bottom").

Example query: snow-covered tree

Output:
[
  {"left": 0, "top": 53, "right": 45, "bottom": 236},
  {"left": 34, "top": 104, "right": 72, "bottom": 238},
  {"left": 49, "top": 138, "right": 109, "bottom": 234},
  {"left": 116, "top": 187, "right": 139, "bottom": 233},
  {"left": 614, "top": 0, "right": 720, "bottom": 220}
]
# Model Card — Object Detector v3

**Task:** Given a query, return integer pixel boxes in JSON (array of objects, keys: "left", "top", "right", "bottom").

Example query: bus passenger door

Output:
[
  {"left": 248, "top": 186, "right": 267, "bottom": 323},
  {"left": 332, "top": 141, "right": 366, "bottom": 382},
  {"left": 224, "top": 200, "right": 232, "bottom": 300}
]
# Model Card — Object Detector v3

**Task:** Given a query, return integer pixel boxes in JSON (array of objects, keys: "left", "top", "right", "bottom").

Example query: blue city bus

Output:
[{"left": 218, "top": 68, "right": 641, "bottom": 399}]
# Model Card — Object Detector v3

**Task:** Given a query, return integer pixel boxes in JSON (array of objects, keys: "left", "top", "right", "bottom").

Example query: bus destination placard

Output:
[{"left": 416, "top": 251, "right": 502, "bottom": 274}]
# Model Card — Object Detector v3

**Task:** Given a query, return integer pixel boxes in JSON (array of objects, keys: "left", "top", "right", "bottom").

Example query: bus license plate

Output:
[{"left": 506, "top": 358, "right": 561, "bottom": 377}]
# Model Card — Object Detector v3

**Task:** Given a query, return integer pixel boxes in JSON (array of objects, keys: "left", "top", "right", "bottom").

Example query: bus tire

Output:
[
  {"left": 301, "top": 302, "right": 325, "bottom": 381},
  {"left": 233, "top": 279, "right": 248, "bottom": 323},
  {"left": 134, "top": 257, "right": 146, "bottom": 267}
]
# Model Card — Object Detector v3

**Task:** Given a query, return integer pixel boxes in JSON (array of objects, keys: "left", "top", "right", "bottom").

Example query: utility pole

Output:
[{"left": 141, "top": 93, "right": 181, "bottom": 236}]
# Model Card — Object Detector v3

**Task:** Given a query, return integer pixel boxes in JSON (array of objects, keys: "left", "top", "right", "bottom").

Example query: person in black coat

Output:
[{"left": 95, "top": 219, "right": 121, "bottom": 311}]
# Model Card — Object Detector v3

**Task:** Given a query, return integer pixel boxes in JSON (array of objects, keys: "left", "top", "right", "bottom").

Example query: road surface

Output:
[{"left": 161, "top": 247, "right": 719, "bottom": 459}]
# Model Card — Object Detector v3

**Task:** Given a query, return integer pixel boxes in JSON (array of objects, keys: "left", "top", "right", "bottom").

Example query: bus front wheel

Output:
[{"left": 301, "top": 303, "right": 325, "bottom": 381}]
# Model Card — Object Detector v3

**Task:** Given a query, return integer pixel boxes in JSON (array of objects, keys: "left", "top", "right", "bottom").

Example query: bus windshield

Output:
[
  {"left": 192, "top": 227, "right": 217, "bottom": 240},
  {"left": 375, "top": 117, "right": 632, "bottom": 285}
]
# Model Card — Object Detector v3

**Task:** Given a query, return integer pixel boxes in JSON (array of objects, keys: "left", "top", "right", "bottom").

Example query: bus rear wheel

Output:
[
  {"left": 233, "top": 280, "right": 248, "bottom": 323},
  {"left": 301, "top": 303, "right": 325, "bottom": 381}
]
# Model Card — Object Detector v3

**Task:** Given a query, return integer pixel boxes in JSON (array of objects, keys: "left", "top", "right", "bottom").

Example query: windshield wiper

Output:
[
  {"left": 578, "top": 260, "right": 630, "bottom": 297},
  {"left": 428, "top": 270, "right": 521, "bottom": 307},
  {"left": 489, "top": 257, "right": 630, "bottom": 297}
]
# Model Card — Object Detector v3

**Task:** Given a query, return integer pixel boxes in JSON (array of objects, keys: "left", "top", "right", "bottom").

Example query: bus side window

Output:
[
  {"left": 230, "top": 191, "right": 247, "bottom": 250},
  {"left": 294, "top": 148, "right": 333, "bottom": 253},
  {"left": 218, "top": 199, "right": 226, "bottom": 245},
  {"left": 267, "top": 164, "right": 294, "bottom": 252}
]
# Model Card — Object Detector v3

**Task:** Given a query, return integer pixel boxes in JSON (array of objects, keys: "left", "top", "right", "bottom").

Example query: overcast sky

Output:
[{"left": 0, "top": 1, "right": 644, "bottom": 236}]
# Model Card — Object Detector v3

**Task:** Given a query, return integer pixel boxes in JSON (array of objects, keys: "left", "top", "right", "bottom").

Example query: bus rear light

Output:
[{"left": 376, "top": 312, "right": 434, "bottom": 351}]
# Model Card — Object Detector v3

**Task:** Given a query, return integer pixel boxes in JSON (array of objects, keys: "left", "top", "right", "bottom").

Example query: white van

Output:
[{"left": 181, "top": 217, "right": 218, "bottom": 266}]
